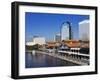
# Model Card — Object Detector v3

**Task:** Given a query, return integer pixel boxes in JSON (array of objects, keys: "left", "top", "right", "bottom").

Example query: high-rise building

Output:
[
  {"left": 79, "top": 20, "right": 89, "bottom": 41},
  {"left": 61, "top": 22, "right": 72, "bottom": 41},
  {"left": 54, "top": 34, "right": 61, "bottom": 42}
]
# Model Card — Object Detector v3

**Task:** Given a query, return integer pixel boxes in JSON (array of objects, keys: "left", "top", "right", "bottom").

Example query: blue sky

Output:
[{"left": 25, "top": 12, "right": 89, "bottom": 42}]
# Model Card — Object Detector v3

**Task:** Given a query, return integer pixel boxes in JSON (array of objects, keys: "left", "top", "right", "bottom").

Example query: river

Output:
[{"left": 25, "top": 52, "right": 78, "bottom": 68}]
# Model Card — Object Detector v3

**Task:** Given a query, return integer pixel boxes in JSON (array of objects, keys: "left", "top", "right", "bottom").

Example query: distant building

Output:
[
  {"left": 61, "top": 22, "right": 72, "bottom": 41},
  {"left": 26, "top": 41, "right": 35, "bottom": 46},
  {"left": 33, "top": 37, "right": 46, "bottom": 45},
  {"left": 79, "top": 20, "right": 89, "bottom": 41},
  {"left": 54, "top": 34, "right": 61, "bottom": 42},
  {"left": 26, "top": 37, "right": 46, "bottom": 46}
]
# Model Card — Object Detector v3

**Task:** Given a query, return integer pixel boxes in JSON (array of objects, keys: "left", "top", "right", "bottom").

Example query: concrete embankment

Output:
[{"left": 35, "top": 51, "right": 88, "bottom": 65}]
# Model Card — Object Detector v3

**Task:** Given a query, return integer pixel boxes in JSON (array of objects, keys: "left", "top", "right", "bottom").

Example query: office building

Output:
[
  {"left": 61, "top": 22, "right": 72, "bottom": 41},
  {"left": 79, "top": 20, "right": 89, "bottom": 41},
  {"left": 54, "top": 34, "right": 61, "bottom": 42}
]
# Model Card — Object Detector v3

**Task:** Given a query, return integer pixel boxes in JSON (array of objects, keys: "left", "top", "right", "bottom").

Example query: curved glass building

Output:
[{"left": 61, "top": 22, "right": 72, "bottom": 41}]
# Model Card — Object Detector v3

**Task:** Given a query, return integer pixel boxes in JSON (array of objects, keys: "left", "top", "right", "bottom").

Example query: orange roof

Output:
[
  {"left": 81, "top": 44, "right": 89, "bottom": 48},
  {"left": 47, "top": 42, "right": 61, "bottom": 44},
  {"left": 64, "top": 43, "right": 80, "bottom": 48},
  {"left": 63, "top": 40, "right": 79, "bottom": 43},
  {"left": 47, "top": 42, "right": 61, "bottom": 47},
  {"left": 47, "top": 44, "right": 56, "bottom": 47}
]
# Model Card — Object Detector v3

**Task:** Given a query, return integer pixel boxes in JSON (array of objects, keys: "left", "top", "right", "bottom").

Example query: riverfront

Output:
[
  {"left": 25, "top": 13, "right": 90, "bottom": 68},
  {"left": 25, "top": 51, "right": 78, "bottom": 68}
]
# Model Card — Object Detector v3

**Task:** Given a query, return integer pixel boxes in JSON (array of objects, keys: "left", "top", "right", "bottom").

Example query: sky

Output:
[{"left": 25, "top": 12, "right": 89, "bottom": 42}]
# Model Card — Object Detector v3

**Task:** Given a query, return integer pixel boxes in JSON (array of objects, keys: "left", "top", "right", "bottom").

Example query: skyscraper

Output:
[
  {"left": 61, "top": 21, "right": 72, "bottom": 41},
  {"left": 54, "top": 34, "right": 61, "bottom": 42},
  {"left": 79, "top": 20, "right": 89, "bottom": 41}
]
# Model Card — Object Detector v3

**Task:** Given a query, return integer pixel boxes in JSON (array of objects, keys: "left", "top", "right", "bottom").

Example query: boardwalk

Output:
[{"left": 35, "top": 51, "right": 89, "bottom": 65}]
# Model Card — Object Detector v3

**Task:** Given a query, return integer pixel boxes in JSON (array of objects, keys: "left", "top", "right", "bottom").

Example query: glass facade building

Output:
[
  {"left": 54, "top": 34, "right": 61, "bottom": 42},
  {"left": 61, "top": 22, "right": 72, "bottom": 41}
]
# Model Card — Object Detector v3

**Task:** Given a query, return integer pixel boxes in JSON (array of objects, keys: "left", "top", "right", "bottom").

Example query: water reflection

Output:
[{"left": 25, "top": 52, "right": 78, "bottom": 68}]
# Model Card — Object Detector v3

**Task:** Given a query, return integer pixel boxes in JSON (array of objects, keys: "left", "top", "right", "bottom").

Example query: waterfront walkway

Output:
[{"left": 35, "top": 51, "right": 89, "bottom": 65}]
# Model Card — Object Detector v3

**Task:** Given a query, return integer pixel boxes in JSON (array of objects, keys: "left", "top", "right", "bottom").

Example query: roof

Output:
[
  {"left": 47, "top": 42, "right": 61, "bottom": 44},
  {"left": 81, "top": 44, "right": 89, "bottom": 48},
  {"left": 46, "top": 40, "right": 89, "bottom": 48},
  {"left": 63, "top": 40, "right": 79, "bottom": 43},
  {"left": 47, "top": 42, "right": 61, "bottom": 47},
  {"left": 79, "top": 20, "right": 89, "bottom": 24},
  {"left": 64, "top": 43, "right": 81, "bottom": 48}
]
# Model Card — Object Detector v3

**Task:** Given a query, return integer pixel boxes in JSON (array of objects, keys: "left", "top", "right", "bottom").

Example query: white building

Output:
[
  {"left": 79, "top": 20, "right": 90, "bottom": 41},
  {"left": 61, "top": 22, "right": 71, "bottom": 40},
  {"left": 26, "top": 41, "right": 35, "bottom": 46},
  {"left": 33, "top": 37, "right": 46, "bottom": 45},
  {"left": 54, "top": 34, "right": 61, "bottom": 42},
  {"left": 26, "top": 37, "right": 46, "bottom": 46}
]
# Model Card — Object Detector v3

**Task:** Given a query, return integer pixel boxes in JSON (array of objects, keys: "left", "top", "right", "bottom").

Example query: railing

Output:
[{"left": 58, "top": 50, "right": 89, "bottom": 57}]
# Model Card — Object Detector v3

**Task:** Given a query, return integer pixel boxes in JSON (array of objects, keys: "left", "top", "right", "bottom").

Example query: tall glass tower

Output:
[{"left": 61, "top": 22, "right": 72, "bottom": 41}]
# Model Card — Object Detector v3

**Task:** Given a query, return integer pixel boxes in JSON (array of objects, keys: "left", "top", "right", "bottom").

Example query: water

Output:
[{"left": 25, "top": 52, "right": 78, "bottom": 68}]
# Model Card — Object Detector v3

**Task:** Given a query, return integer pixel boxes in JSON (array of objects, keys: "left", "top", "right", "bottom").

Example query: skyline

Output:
[{"left": 25, "top": 12, "right": 89, "bottom": 42}]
